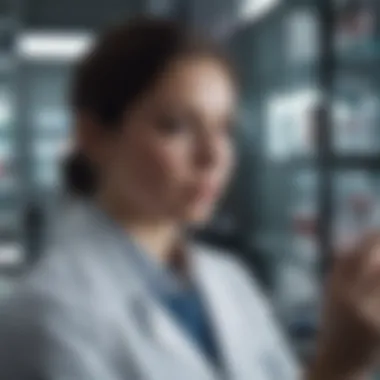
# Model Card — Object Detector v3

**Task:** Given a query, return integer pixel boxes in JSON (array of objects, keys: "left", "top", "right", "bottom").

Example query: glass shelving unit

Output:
[
  {"left": 225, "top": 0, "right": 380, "bottom": 364},
  {"left": 0, "top": 0, "right": 24, "bottom": 300}
]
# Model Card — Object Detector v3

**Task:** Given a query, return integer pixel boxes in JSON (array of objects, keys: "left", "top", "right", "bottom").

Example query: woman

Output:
[{"left": 0, "top": 17, "right": 380, "bottom": 380}]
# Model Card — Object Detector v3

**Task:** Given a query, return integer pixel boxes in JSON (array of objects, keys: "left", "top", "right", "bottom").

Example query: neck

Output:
[
  {"left": 124, "top": 220, "right": 182, "bottom": 263},
  {"left": 96, "top": 195, "right": 183, "bottom": 263}
]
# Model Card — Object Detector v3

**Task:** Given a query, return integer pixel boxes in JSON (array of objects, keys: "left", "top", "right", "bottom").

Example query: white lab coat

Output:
[{"left": 0, "top": 202, "right": 299, "bottom": 380}]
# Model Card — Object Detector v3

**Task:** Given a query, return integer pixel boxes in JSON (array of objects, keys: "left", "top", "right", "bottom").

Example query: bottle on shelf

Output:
[
  {"left": 335, "top": 0, "right": 376, "bottom": 58},
  {"left": 334, "top": 79, "right": 380, "bottom": 154}
]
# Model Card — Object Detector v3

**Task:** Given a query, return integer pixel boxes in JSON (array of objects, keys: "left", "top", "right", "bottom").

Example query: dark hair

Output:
[{"left": 64, "top": 17, "right": 235, "bottom": 197}]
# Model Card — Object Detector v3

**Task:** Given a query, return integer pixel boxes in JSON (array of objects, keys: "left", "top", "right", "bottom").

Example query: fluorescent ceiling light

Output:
[
  {"left": 16, "top": 32, "right": 93, "bottom": 62},
  {"left": 240, "top": 0, "right": 281, "bottom": 21}
]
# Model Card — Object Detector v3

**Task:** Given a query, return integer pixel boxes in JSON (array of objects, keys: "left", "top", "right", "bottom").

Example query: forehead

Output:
[{"left": 147, "top": 57, "right": 237, "bottom": 115}]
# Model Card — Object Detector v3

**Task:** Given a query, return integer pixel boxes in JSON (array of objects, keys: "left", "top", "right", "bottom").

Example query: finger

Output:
[
  {"left": 361, "top": 241, "right": 380, "bottom": 276},
  {"left": 354, "top": 263, "right": 380, "bottom": 300},
  {"left": 334, "top": 232, "right": 361, "bottom": 258},
  {"left": 351, "top": 233, "right": 380, "bottom": 267},
  {"left": 354, "top": 245, "right": 380, "bottom": 297},
  {"left": 333, "top": 232, "right": 380, "bottom": 283},
  {"left": 358, "top": 232, "right": 380, "bottom": 258},
  {"left": 357, "top": 286, "right": 380, "bottom": 333},
  {"left": 356, "top": 234, "right": 380, "bottom": 281},
  {"left": 333, "top": 242, "right": 363, "bottom": 282}
]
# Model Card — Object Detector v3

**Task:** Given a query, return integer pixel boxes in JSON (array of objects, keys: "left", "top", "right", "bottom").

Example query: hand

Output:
[{"left": 309, "top": 233, "right": 380, "bottom": 379}]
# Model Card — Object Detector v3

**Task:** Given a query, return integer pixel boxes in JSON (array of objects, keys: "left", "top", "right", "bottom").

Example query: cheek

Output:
[
  {"left": 114, "top": 135, "right": 189, "bottom": 194},
  {"left": 215, "top": 140, "right": 235, "bottom": 189},
  {"left": 141, "top": 145, "right": 186, "bottom": 186}
]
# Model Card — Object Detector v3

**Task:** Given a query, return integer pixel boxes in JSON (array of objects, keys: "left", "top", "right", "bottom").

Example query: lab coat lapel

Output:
[
  {"left": 192, "top": 247, "right": 267, "bottom": 380},
  {"left": 145, "top": 295, "right": 221, "bottom": 380},
  {"left": 112, "top": 289, "right": 219, "bottom": 380}
]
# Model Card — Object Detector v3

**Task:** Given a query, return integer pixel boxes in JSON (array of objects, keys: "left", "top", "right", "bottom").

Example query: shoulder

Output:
[
  {"left": 0, "top": 244, "right": 108, "bottom": 351},
  {"left": 0, "top": 255, "right": 98, "bottom": 342},
  {"left": 0, "top": 286, "right": 72, "bottom": 377},
  {"left": 0, "top": 258, "right": 110, "bottom": 378}
]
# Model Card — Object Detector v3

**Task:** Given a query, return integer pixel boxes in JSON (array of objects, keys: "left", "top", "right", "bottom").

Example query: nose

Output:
[{"left": 194, "top": 133, "right": 219, "bottom": 170}]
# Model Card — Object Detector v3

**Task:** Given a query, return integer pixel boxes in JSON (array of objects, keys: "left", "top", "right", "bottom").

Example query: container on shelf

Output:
[
  {"left": 335, "top": 0, "right": 377, "bottom": 57},
  {"left": 266, "top": 89, "right": 320, "bottom": 161},
  {"left": 286, "top": 9, "right": 319, "bottom": 65},
  {"left": 333, "top": 81, "right": 380, "bottom": 154},
  {"left": 333, "top": 171, "right": 380, "bottom": 250}
]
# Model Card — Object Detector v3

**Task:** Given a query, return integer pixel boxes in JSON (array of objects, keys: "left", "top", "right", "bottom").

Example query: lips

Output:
[{"left": 189, "top": 183, "right": 219, "bottom": 202}]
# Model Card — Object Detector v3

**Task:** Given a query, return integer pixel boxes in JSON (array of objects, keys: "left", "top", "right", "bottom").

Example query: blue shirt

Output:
[{"left": 163, "top": 285, "right": 221, "bottom": 367}]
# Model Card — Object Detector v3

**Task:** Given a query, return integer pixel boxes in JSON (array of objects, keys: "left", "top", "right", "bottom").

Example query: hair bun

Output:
[{"left": 63, "top": 151, "right": 97, "bottom": 197}]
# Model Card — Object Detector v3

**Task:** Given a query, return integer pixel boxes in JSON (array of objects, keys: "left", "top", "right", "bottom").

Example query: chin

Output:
[{"left": 180, "top": 204, "right": 216, "bottom": 226}]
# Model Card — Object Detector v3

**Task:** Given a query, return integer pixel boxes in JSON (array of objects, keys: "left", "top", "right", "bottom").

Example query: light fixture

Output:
[
  {"left": 16, "top": 31, "right": 93, "bottom": 62},
  {"left": 240, "top": 0, "right": 281, "bottom": 21}
]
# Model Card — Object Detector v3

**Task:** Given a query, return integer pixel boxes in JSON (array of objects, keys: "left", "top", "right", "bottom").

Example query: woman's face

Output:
[{"left": 91, "top": 57, "right": 237, "bottom": 225}]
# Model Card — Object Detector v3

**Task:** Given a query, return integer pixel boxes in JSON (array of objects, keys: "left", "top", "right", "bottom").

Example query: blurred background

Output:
[{"left": 0, "top": 0, "right": 379, "bottom": 364}]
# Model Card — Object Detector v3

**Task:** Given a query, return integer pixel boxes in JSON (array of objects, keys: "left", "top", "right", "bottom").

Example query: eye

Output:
[{"left": 156, "top": 114, "right": 191, "bottom": 136}]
